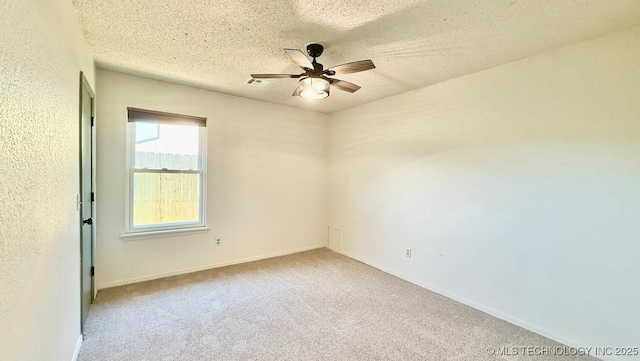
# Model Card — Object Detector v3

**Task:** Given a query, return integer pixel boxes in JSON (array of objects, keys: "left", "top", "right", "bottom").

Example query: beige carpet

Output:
[{"left": 79, "top": 249, "right": 596, "bottom": 361}]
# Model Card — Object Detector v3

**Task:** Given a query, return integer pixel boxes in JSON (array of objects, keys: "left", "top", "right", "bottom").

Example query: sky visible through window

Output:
[{"left": 135, "top": 123, "right": 199, "bottom": 157}]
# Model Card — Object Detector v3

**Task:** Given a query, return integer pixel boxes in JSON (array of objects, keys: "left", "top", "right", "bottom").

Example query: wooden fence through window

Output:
[{"left": 132, "top": 152, "right": 200, "bottom": 226}]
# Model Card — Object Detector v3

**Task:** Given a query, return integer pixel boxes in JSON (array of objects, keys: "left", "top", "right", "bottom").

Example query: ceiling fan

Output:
[{"left": 251, "top": 43, "right": 375, "bottom": 99}]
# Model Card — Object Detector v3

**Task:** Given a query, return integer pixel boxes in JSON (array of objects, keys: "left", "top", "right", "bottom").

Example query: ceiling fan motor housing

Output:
[
  {"left": 306, "top": 43, "right": 324, "bottom": 58},
  {"left": 305, "top": 44, "right": 325, "bottom": 75}
]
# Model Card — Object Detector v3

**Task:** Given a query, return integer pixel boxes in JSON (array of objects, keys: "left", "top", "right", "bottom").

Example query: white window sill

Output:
[{"left": 120, "top": 226, "right": 210, "bottom": 241}]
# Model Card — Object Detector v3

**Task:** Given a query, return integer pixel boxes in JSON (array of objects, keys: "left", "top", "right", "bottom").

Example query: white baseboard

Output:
[
  {"left": 98, "top": 244, "right": 326, "bottom": 289},
  {"left": 71, "top": 335, "right": 82, "bottom": 361},
  {"left": 338, "top": 249, "right": 615, "bottom": 361}
]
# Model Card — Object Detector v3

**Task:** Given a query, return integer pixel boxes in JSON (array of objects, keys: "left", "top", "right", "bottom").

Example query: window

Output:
[{"left": 126, "top": 108, "right": 207, "bottom": 233}]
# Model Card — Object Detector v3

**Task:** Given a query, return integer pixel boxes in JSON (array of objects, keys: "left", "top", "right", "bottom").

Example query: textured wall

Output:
[
  {"left": 0, "top": 0, "right": 94, "bottom": 360},
  {"left": 95, "top": 70, "right": 328, "bottom": 288},
  {"left": 328, "top": 27, "right": 640, "bottom": 360}
]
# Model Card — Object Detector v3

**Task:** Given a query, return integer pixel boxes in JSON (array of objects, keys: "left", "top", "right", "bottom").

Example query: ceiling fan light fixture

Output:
[{"left": 299, "top": 77, "right": 330, "bottom": 99}]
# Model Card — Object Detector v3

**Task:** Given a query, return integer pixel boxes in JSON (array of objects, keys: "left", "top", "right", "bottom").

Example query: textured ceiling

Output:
[{"left": 73, "top": 0, "right": 640, "bottom": 113}]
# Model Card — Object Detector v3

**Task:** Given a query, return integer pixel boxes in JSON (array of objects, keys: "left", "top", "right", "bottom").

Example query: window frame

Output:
[{"left": 124, "top": 110, "right": 208, "bottom": 235}]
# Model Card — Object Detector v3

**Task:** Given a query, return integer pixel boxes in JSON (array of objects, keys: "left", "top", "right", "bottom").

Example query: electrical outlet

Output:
[
  {"left": 215, "top": 238, "right": 221, "bottom": 246},
  {"left": 405, "top": 248, "right": 412, "bottom": 258}
]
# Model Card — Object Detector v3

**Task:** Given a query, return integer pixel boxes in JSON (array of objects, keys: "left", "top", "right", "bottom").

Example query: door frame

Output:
[{"left": 79, "top": 72, "right": 95, "bottom": 334}]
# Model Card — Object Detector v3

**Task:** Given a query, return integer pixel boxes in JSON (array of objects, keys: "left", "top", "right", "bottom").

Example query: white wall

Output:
[
  {"left": 328, "top": 27, "right": 640, "bottom": 360},
  {"left": 0, "top": 0, "right": 95, "bottom": 360},
  {"left": 95, "top": 70, "right": 328, "bottom": 288}
]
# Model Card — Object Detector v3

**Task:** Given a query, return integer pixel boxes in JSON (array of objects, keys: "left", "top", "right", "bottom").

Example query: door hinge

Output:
[
  {"left": 90, "top": 266, "right": 95, "bottom": 277},
  {"left": 91, "top": 192, "right": 95, "bottom": 202},
  {"left": 91, "top": 116, "right": 94, "bottom": 126}
]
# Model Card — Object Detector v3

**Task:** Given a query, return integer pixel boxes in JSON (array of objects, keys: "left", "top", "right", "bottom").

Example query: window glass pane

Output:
[
  {"left": 132, "top": 172, "right": 201, "bottom": 227},
  {"left": 135, "top": 123, "right": 159, "bottom": 144},
  {"left": 134, "top": 123, "right": 200, "bottom": 170}
]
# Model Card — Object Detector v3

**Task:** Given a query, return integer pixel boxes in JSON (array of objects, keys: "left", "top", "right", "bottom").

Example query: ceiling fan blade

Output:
[
  {"left": 251, "top": 73, "right": 302, "bottom": 79},
  {"left": 325, "top": 60, "right": 375, "bottom": 76},
  {"left": 292, "top": 86, "right": 303, "bottom": 96},
  {"left": 284, "top": 48, "right": 314, "bottom": 70},
  {"left": 330, "top": 79, "right": 361, "bottom": 93}
]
